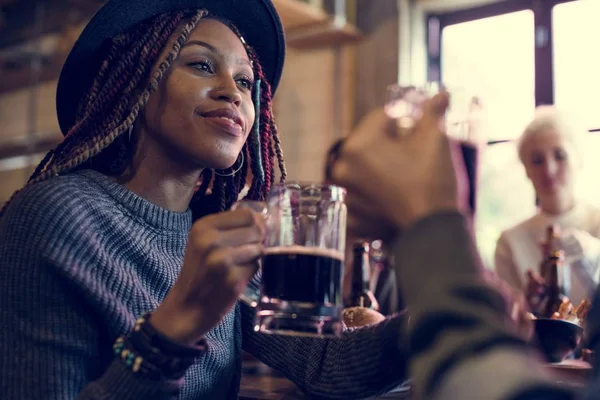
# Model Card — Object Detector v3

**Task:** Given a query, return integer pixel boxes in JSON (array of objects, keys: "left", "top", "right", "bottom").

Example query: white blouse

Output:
[{"left": 494, "top": 202, "right": 600, "bottom": 305}]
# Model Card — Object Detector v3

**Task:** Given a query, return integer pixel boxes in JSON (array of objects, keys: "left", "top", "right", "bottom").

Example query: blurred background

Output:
[{"left": 0, "top": 0, "right": 599, "bottom": 268}]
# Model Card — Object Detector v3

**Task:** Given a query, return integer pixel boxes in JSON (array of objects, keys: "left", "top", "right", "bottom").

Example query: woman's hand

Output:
[
  {"left": 151, "top": 208, "right": 266, "bottom": 345},
  {"left": 555, "top": 228, "right": 600, "bottom": 264}
]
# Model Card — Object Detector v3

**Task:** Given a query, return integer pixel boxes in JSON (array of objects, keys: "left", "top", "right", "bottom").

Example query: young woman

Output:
[
  {"left": 495, "top": 106, "right": 600, "bottom": 306},
  {"left": 0, "top": 1, "right": 407, "bottom": 398}
]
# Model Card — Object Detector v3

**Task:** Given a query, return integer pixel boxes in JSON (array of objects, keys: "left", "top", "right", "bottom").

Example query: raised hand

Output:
[{"left": 151, "top": 208, "right": 266, "bottom": 345}]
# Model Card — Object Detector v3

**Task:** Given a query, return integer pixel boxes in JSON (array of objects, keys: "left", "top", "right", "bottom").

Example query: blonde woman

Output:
[{"left": 495, "top": 106, "right": 600, "bottom": 305}]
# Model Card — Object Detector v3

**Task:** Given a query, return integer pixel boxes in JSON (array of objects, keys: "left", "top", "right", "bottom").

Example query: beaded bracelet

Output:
[{"left": 113, "top": 312, "right": 207, "bottom": 380}]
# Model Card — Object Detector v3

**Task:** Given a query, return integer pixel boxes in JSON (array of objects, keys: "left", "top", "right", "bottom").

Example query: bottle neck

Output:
[{"left": 351, "top": 251, "right": 370, "bottom": 292}]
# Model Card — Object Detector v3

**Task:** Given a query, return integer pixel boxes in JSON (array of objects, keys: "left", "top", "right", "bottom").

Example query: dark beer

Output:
[{"left": 261, "top": 246, "right": 344, "bottom": 305}]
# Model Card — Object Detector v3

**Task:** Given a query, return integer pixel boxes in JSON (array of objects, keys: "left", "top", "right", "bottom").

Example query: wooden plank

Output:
[
  {"left": 286, "top": 22, "right": 362, "bottom": 49},
  {"left": 274, "top": 42, "right": 355, "bottom": 182},
  {"left": 0, "top": 0, "right": 92, "bottom": 49},
  {"left": 353, "top": 0, "right": 399, "bottom": 124},
  {"left": 418, "top": 0, "right": 504, "bottom": 12},
  {"left": 0, "top": 80, "right": 61, "bottom": 142},
  {"left": 0, "top": 55, "right": 63, "bottom": 94},
  {"left": 0, "top": 135, "right": 59, "bottom": 160},
  {"left": 0, "top": 166, "right": 35, "bottom": 206},
  {"left": 273, "top": 0, "right": 329, "bottom": 31}
]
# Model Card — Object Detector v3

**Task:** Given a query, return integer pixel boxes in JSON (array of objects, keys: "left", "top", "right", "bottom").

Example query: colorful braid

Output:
[{"left": 0, "top": 11, "right": 286, "bottom": 221}]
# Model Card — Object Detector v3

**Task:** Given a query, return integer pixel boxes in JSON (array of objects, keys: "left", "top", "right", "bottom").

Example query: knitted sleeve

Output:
[
  {"left": 241, "top": 279, "right": 408, "bottom": 399},
  {"left": 0, "top": 182, "right": 184, "bottom": 400},
  {"left": 393, "top": 212, "right": 577, "bottom": 400}
]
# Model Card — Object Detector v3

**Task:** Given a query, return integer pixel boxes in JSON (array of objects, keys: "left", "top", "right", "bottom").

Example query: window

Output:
[
  {"left": 440, "top": 10, "right": 537, "bottom": 267},
  {"left": 431, "top": 0, "right": 599, "bottom": 268},
  {"left": 553, "top": 0, "right": 600, "bottom": 132},
  {"left": 553, "top": 0, "right": 600, "bottom": 206},
  {"left": 441, "top": 11, "right": 536, "bottom": 142}
]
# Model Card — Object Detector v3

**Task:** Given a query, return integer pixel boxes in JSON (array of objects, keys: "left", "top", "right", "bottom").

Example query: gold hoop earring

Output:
[{"left": 214, "top": 152, "right": 244, "bottom": 177}]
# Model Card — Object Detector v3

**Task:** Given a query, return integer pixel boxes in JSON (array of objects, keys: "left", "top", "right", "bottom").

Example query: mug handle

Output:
[{"left": 232, "top": 200, "right": 268, "bottom": 308}]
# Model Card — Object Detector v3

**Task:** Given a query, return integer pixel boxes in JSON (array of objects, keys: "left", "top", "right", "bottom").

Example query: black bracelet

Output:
[{"left": 113, "top": 312, "right": 207, "bottom": 380}]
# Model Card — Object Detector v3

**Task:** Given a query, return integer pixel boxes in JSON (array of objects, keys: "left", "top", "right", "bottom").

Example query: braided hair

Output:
[{"left": 0, "top": 9, "right": 286, "bottom": 220}]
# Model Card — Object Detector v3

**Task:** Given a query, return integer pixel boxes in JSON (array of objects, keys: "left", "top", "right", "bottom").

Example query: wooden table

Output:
[
  {"left": 545, "top": 359, "right": 592, "bottom": 387},
  {"left": 239, "top": 361, "right": 412, "bottom": 400},
  {"left": 239, "top": 358, "right": 592, "bottom": 399}
]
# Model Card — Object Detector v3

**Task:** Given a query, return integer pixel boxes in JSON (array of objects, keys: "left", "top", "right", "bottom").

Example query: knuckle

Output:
[
  {"left": 206, "top": 250, "right": 231, "bottom": 270},
  {"left": 193, "top": 232, "right": 219, "bottom": 253},
  {"left": 215, "top": 249, "right": 234, "bottom": 268},
  {"left": 250, "top": 216, "right": 266, "bottom": 236},
  {"left": 236, "top": 208, "right": 254, "bottom": 222},
  {"left": 190, "top": 219, "right": 208, "bottom": 235}
]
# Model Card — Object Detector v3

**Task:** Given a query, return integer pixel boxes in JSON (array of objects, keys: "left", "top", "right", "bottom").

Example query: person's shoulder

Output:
[
  {"left": 0, "top": 170, "right": 115, "bottom": 255},
  {"left": 0, "top": 170, "right": 131, "bottom": 291},
  {"left": 577, "top": 202, "right": 600, "bottom": 237},
  {"left": 498, "top": 215, "right": 539, "bottom": 242},
  {"left": 580, "top": 202, "right": 600, "bottom": 220},
  {"left": 1, "top": 170, "right": 101, "bottom": 227}
]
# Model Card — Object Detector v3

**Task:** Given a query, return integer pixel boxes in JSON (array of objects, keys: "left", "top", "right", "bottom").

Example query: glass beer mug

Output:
[{"left": 236, "top": 182, "right": 347, "bottom": 337}]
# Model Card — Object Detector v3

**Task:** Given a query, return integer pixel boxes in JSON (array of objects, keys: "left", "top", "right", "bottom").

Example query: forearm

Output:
[
  {"left": 241, "top": 301, "right": 408, "bottom": 399},
  {"left": 393, "top": 212, "right": 575, "bottom": 400}
]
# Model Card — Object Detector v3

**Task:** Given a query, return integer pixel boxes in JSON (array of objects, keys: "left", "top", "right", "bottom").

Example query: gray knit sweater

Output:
[{"left": 0, "top": 169, "right": 407, "bottom": 400}]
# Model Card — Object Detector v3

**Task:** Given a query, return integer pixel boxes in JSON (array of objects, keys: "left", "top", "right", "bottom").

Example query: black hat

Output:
[{"left": 56, "top": 0, "right": 286, "bottom": 135}]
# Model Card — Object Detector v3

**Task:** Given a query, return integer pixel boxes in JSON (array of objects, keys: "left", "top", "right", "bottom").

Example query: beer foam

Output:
[{"left": 265, "top": 245, "right": 344, "bottom": 261}]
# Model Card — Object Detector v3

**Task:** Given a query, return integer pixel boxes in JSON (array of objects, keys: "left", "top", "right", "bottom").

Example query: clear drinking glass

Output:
[
  {"left": 237, "top": 182, "right": 347, "bottom": 337},
  {"left": 385, "top": 84, "right": 439, "bottom": 130},
  {"left": 385, "top": 82, "right": 474, "bottom": 140}
]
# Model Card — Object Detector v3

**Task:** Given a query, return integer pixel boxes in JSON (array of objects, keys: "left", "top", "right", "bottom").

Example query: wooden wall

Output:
[
  {"left": 0, "top": 0, "right": 402, "bottom": 204},
  {"left": 0, "top": 82, "right": 61, "bottom": 205},
  {"left": 353, "top": 0, "right": 399, "bottom": 124},
  {"left": 274, "top": 45, "right": 355, "bottom": 182},
  {"left": 275, "top": 0, "right": 399, "bottom": 181}
]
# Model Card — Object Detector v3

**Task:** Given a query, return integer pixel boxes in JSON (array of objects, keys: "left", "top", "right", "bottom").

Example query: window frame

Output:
[
  {"left": 425, "top": 0, "right": 598, "bottom": 222},
  {"left": 425, "top": 0, "right": 600, "bottom": 140}
]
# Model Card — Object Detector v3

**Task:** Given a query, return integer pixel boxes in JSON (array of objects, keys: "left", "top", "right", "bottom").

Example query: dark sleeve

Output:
[
  {"left": 392, "top": 211, "right": 578, "bottom": 400},
  {"left": 584, "top": 283, "right": 600, "bottom": 377},
  {"left": 0, "top": 187, "right": 185, "bottom": 400},
  {"left": 581, "top": 285, "right": 600, "bottom": 400},
  {"left": 240, "top": 277, "right": 408, "bottom": 399}
]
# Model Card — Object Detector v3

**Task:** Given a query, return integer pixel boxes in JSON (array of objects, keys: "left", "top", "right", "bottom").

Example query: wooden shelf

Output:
[
  {"left": 0, "top": 0, "right": 91, "bottom": 49},
  {"left": 287, "top": 21, "right": 362, "bottom": 49},
  {"left": 0, "top": 135, "right": 60, "bottom": 161},
  {"left": 0, "top": 0, "right": 361, "bottom": 96},
  {"left": 273, "top": 0, "right": 362, "bottom": 49},
  {"left": 272, "top": 0, "right": 329, "bottom": 31},
  {"left": 0, "top": 31, "right": 69, "bottom": 94}
]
